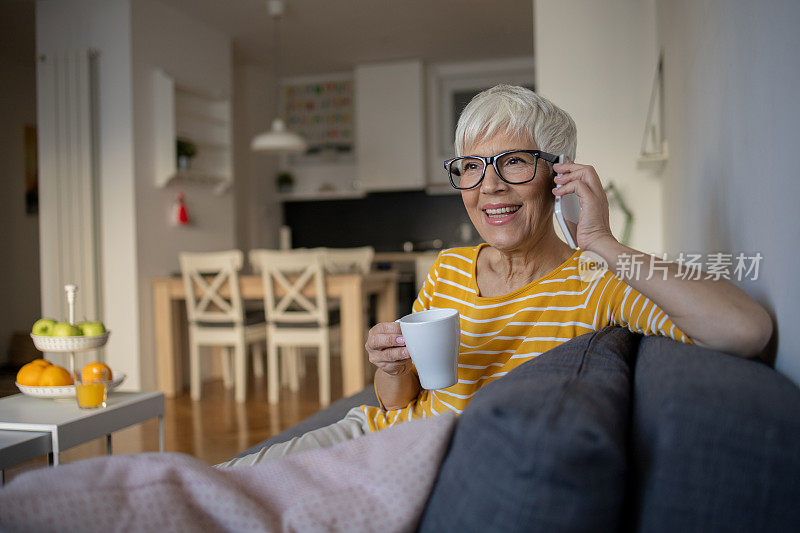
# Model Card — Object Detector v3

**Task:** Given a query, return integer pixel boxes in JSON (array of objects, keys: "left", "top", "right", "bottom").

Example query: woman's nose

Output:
[{"left": 480, "top": 164, "right": 508, "bottom": 193}]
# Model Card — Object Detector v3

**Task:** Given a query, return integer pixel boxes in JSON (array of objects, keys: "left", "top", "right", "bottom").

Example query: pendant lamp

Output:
[{"left": 251, "top": 0, "right": 307, "bottom": 153}]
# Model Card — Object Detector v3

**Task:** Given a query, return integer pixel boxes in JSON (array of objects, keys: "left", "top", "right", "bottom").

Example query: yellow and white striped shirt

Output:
[{"left": 362, "top": 244, "right": 692, "bottom": 432}]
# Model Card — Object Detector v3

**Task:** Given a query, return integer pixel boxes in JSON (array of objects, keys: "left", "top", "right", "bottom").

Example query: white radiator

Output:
[{"left": 36, "top": 49, "right": 100, "bottom": 330}]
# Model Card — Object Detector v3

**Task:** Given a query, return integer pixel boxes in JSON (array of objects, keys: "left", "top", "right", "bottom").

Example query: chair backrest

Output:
[
  {"left": 415, "top": 252, "right": 438, "bottom": 294},
  {"left": 312, "top": 246, "right": 375, "bottom": 274},
  {"left": 179, "top": 250, "right": 244, "bottom": 324},
  {"left": 249, "top": 249, "right": 328, "bottom": 325}
]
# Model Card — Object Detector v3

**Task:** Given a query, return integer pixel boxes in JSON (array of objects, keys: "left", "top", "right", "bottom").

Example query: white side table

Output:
[
  {"left": 0, "top": 391, "right": 164, "bottom": 467},
  {"left": 0, "top": 430, "right": 52, "bottom": 484}
]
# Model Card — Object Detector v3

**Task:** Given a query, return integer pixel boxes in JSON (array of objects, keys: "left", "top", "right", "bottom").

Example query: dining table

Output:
[{"left": 152, "top": 270, "right": 398, "bottom": 398}]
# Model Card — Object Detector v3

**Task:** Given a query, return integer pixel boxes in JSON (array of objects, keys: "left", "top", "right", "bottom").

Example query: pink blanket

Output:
[{"left": 0, "top": 413, "right": 455, "bottom": 532}]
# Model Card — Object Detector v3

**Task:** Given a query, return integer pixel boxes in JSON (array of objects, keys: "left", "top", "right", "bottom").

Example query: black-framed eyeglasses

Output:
[{"left": 444, "top": 149, "right": 559, "bottom": 190}]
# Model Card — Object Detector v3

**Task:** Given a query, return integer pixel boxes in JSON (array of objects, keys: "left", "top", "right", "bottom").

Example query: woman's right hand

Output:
[{"left": 366, "top": 322, "right": 412, "bottom": 376}]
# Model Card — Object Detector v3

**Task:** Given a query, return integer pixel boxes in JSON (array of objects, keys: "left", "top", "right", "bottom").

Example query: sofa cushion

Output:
[
  {"left": 630, "top": 335, "right": 800, "bottom": 532},
  {"left": 419, "top": 326, "right": 640, "bottom": 533}
]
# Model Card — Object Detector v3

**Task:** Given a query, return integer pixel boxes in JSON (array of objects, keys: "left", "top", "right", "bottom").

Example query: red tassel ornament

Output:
[{"left": 174, "top": 193, "right": 190, "bottom": 226}]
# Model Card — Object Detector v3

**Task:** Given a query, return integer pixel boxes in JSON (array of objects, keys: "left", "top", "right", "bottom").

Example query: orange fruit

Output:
[
  {"left": 38, "top": 365, "right": 73, "bottom": 386},
  {"left": 16, "top": 362, "right": 46, "bottom": 386},
  {"left": 30, "top": 358, "right": 52, "bottom": 368},
  {"left": 82, "top": 362, "right": 112, "bottom": 383}
]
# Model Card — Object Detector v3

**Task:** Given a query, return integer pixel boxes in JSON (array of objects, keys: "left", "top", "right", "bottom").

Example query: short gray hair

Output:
[{"left": 454, "top": 85, "right": 577, "bottom": 161}]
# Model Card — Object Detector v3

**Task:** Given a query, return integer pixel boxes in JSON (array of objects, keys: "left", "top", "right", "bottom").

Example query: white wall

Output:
[
  {"left": 36, "top": 0, "right": 239, "bottom": 389},
  {"left": 36, "top": 0, "right": 141, "bottom": 386},
  {"left": 131, "top": 0, "right": 235, "bottom": 388},
  {"left": 0, "top": 1, "right": 40, "bottom": 364},
  {"left": 534, "top": 0, "right": 664, "bottom": 253},
  {"left": 233, "top": 64, "right": 281, "bottom": 252},
  {"left": 656, "top": 0, "right": 800, "bottom": 384}
]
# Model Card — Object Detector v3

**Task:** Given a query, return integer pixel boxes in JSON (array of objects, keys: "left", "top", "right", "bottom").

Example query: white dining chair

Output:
[
  {"left": 313, "top": 246, "right": 375, "bottom": 274},
  {"left": 249, "top": 249, "right": 333, "bottom": 406},
  {"left": 316, "top": 246, "right": 376, "bottom": 380},
  {"left": 414, "top": 252, "right": 438, "bottom": 294},
  {"left": 288, "top": 246, "right": 376, "bottom": 382},
  {"left": 179, "top": 250, "right": 267, "bottom": 403}
]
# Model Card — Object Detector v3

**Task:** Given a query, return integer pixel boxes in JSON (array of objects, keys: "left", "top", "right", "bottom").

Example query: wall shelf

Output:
[
  {"left": 175, "top": 111, "right": 230, "bottom": 127},
  {"left": 174, "top": 170, "right": 232, "bottom": 194},
  {"left": 277, "top": 190, "right": 366, "bottom": 202},
  {"left": 153, "top": 69, "right": 232, "bottom": 194}
]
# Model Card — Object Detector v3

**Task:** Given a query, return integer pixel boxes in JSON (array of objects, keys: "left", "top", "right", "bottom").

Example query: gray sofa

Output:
[{"left": 237, "top": 327, "right": 800, "bottom": 532}]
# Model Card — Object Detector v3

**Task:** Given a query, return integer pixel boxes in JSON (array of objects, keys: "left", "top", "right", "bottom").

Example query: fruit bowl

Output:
[
  {"left": 30, "top": 331, "right": 110, "bottom": 352},
  {"left": 16, "top": 371, "right": 127, "bottom": 399}
]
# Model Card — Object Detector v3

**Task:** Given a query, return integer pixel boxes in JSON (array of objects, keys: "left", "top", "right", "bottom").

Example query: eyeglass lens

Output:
[{"left": 449, "top": 151, "right": 539, "bottom": 189}]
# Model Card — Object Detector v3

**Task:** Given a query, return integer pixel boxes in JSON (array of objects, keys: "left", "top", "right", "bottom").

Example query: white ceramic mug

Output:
[{"left": 397, "top": 308, "right": 460, "bottom": 390}]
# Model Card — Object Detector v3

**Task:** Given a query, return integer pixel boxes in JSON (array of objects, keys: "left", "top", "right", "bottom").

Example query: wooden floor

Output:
[{"left": 2, "top": 355, "right": 360, "bottom": 484}]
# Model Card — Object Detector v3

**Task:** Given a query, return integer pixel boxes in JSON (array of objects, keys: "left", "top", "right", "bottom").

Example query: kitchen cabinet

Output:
[
  {"left": 153, "top": 69, "right": 233, "bottom": 194},
  {"left": 355, "top": 60, "right": 425, "bottom": 192}
]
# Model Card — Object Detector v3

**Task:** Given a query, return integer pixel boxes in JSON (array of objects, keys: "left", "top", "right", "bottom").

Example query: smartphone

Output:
[{"left": 554, "top": 154, "right": 581, "bottom": 249}]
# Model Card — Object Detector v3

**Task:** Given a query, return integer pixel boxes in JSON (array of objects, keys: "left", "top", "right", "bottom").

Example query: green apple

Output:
[
  {"left": 78, "top": 321, "right": 106, "bottom": 336},
  {"left": 31, "top": 318, "right": 57, "bottom": 336},
  {"left": 52, "top": 322, "right": 82, "bottom": 337}
]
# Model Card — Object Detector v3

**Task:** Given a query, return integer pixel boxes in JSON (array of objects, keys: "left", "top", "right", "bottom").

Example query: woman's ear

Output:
[{"left": 547, "top": 163, "right": 557, "bottom": 186}]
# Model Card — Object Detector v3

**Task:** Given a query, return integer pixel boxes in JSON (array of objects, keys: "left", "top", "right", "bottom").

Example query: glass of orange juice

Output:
[{"left": 75, "top": 367, "right": 109, "bottom": 409}]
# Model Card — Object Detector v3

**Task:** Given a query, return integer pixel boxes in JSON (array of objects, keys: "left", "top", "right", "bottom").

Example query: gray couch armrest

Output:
[
  {"left": 234, "top": 387, "right": 378, "bottom": 459},
  {"left": 630, "top": 335, "right": 800, "bottom": 532}
]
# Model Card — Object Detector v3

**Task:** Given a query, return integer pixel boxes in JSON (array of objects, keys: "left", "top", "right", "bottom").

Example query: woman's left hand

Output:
[{"left": 552, "top": 162, "right": 616, "bottom": 252}]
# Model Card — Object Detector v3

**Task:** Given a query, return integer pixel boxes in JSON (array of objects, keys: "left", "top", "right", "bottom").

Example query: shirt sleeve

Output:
[{"left": 597, "top": 272, "right": 694, "bottom": 343}]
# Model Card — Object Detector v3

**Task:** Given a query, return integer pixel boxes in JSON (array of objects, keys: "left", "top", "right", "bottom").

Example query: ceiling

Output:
[{"left": 157, "top": 0, "right": 534, "bottom": 76}]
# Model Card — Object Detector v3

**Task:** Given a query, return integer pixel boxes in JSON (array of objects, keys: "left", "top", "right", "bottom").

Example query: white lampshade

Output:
[{"left": 251, "top": 118, "right": 307, "bottom": 153}]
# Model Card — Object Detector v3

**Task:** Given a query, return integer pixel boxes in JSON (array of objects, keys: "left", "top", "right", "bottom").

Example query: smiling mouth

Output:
[{"left": 483, "top": 205, "right": 521, "bottom": 218}]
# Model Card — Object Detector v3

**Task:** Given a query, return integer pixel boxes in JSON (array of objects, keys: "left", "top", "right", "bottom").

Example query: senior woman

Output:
[{"left": 219, "top": 85, "right": 771, "bottom": 466}]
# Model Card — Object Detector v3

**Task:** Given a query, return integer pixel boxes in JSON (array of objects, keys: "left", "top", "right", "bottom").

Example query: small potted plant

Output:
[
  {"left": 176, "top": 139, "right": 198, "bottom": 171},
  {"left": 276, "top": 171, "right": 295, "bottom": 193}
]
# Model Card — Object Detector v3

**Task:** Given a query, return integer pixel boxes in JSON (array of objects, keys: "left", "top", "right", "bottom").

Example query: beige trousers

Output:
[{"left": 215, "top": 407, "right": 371, "bottom": 468}]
